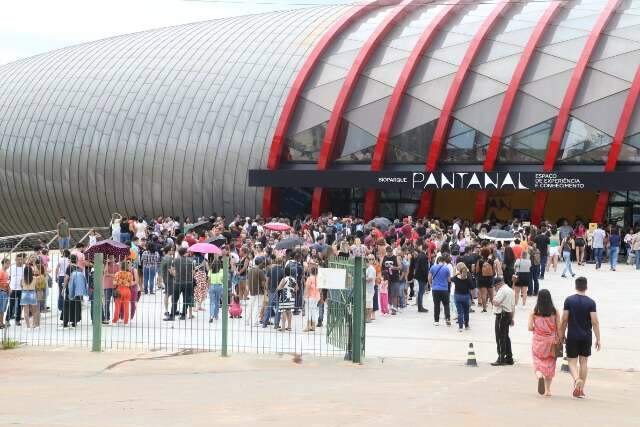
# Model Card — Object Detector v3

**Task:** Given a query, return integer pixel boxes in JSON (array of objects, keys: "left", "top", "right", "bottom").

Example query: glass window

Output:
[
  {"left": 618, "top": 132, "right": 640, "bottom": 163},
  {"left": 557, "top": 117, "right": 611, "bottom": 163},
  {"left": 499, "top": 118, "right": 555, "bottom": 163},
  {"left": 441, "top": 119, "right": 489, "bottom": 163},
  {"left": 610, "top": 191, "right": 628, "bottom": 202},
  {"left": 284, "top": 122, "right": 327, "bottom": 162},
  {"left": 280, "top": 187, "right": 313, "bottom": 218},
  {"left": 335, "top": 121, "right": 376, "bottom": 163},
  {"left": 387, "top": 119, "right": 437, "bottom": 163}
]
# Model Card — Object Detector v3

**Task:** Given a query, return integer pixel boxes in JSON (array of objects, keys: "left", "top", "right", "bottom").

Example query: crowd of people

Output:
[{"left": 0, "top": 212, "right": 626, "bottom": 397}]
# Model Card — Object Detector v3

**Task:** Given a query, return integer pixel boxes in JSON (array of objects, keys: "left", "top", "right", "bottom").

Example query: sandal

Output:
[
  {"left": 536, "top": 373, "right": 545, "bottom": 395},
  {"left": 573, "top": 379, "right": 584, "bottom": 398}
]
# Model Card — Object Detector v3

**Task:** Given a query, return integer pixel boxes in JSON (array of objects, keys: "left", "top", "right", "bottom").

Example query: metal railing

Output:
[{"left": 1, "top": 250, "right": 364, "bottom": 362}]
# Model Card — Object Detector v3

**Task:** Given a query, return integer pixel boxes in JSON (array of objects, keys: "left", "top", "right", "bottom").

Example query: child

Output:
[
  {"left": 229, "top": 295, "right": 243, "bottom": 318},
  {"left": 379, "top": 279, "right": 389, "bottom": 315}
]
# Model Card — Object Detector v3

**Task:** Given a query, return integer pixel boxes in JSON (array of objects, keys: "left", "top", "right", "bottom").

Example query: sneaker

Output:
[
  {"left": 458, "top": 328, "right": 463, "bottom": 333},
  {"left": 434, "top": 321, "right": 440, "bottom": 326},
  {"left": 491, "top": 360, "right": 505, "bottom": 366},
  {"left": 561, "top": 274, "right": 566, "bottom": 278},
  {"left": 446, "top": 320, "right": 451, "bottom": 327}
]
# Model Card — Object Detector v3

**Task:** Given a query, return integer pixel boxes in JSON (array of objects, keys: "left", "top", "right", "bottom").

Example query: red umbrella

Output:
[
  {"left": 84, "top": 239, "right": 130, "bottom": 260},
  {"left": 264, "top": 222, "right": 290, "bottom": 231},
  {"left": 188, "top": 242, "right": 222, "bottom": 255}
]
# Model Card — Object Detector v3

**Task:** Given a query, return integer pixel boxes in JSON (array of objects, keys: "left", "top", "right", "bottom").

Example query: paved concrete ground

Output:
[
  {"left": 366, "top": 261, "right": 640, "bottom": 370},
  {"left": 2, "top": 348, "right": 638, "bottom": 427}
]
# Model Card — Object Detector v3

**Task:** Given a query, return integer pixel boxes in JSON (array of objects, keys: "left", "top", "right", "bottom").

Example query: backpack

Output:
[
  {"left": 450, "top": 242, "right": 460, "bottom": 255},
  {"left": 481, "top": 258, "right": 494, "bottom": 277}
]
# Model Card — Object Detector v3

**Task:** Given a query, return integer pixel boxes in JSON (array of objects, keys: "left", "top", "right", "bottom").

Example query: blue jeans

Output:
[
  {"left": 57, "top": 276, "right": 65, "bottom": 311},
  {"left": 539, "top": 255, "right": 548, "bottom": 279},
  {"left": 417, "top": 280, "right": 427, "bottom": 309},
  {"left": 635, "top": 250, "right": 640, "bottom": 270},
  {"left": 454, "top": 293, "right": 470, "bottom": 329},
  {"left": 263, "top": 291, "right": 280, "bottom": 327},
  {"left": 317, "top": 299, "right": 324, "bottom": 324},
  {"left": 58, "top": 237, "right": 70, "bottom": 249},
  {"left": 399, "top": 281, "right": 406, "bottom": 308},
  {"left": 208, "top": 284, "right": 222, "bottom": 319},
  {"left": 529, "top": 265, "right": 540, "bottom": 296},
  {"left": 103, "top": 288, "right": 114, "bottom": 321},
  {"left": 143, "top": 267, "right": 157, "bottom": 293},
  {"left": 562, "top": 251, "right": 574, "bottom": 276},
  {"left": 609, "top": 247, "right": 619, "bottom": 270},
  {"left": 120, "top": 232, "right": 130, "bottom": 243},
  {"left": 0, "top": 290, "right": 8, "bottom": 315},
  {"left": 593, "top": 247, "right": 604, "bottom": 268}
]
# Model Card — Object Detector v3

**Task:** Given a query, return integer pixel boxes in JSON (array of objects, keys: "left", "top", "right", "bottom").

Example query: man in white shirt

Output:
[
  {"left": 6, "top": 253, "right": 25, "bottom": 325},
  {"left": 491, "top": 276, "right": 515, "bottom": 366},
  {"left": 591, "top": 224, "right": 606, "bottom": 269}
]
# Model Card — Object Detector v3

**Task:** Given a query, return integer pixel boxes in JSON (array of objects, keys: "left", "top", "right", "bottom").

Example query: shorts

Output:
[
  {"left": 20, "top": 290, "right": 37, "bottom": 306},
  {"left": 477, "top": 277, "right": 494, "bottom": 288},
  {"left": 388, "top": 281, "right": 400, "bottom": 299},
  {"left": 575, "top": 238, "right": 585, "bottom": 247},
  {"left": 549, "top": 247, "right": 559, "bottom": 257},
  {"left": 566, "top": 338, "right": 592, "bottom": 358}
]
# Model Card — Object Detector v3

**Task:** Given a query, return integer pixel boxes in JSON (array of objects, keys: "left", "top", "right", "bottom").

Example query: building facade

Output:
[{"left": 1, "top": 0, "right": 640, "bottom": 235}]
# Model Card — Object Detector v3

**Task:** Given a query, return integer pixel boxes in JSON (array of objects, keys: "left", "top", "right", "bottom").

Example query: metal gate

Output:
[{"left": 326, "top": 256, "right": 365, "bottom": 363}]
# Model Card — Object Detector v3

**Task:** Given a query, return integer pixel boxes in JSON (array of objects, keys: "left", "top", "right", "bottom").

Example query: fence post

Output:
[
  {"left": 351, "top": 256, "right": 364, "bottom": 364},
  {"left": 221, "top": 256, "right": 229, "bottom": 357},
  {"left": 92, "top": 253, "right": 104, "bottom": 352}
]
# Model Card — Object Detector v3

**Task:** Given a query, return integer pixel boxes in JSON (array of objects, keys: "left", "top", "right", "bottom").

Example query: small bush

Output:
[{"left": 1, "top": 339, "right": 20, "bottom": 350}]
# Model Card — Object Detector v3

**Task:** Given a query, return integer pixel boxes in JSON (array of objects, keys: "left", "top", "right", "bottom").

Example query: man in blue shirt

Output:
[
  {"left": 428, "top": 256, "right": 451, "bottom": 326},
  {"left": 608, "top": 228, "right": 621, "bottom": 271},
  {"left": 560, "top": 276, "right": 601, "bottom": 398}
]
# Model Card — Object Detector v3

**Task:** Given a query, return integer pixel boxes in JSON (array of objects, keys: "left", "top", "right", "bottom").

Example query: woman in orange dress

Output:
[
  {"left": 528, "top": 289, "right": 562, "bottom": 396},
  {"left": 112, "top": 261, "right": 133, "bottom": 325}
]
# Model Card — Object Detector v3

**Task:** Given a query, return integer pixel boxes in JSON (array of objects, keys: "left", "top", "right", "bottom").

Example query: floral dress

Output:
[
  {"left": 531, "top": 315, "right": 559, "bottom": 378},
  {"left": 194, "top": 266, "right": 209, "bottom": 304}
]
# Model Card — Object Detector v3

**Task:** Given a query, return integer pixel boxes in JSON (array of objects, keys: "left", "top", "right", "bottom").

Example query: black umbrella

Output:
[
  {"left": 275, "top": 237, "right": 305, "bottom": 250},
  {"left": 84, "top": 239, "right": 130, "bottom": 261},
  {"left": 188, "top": 220, "right": 214, "bottom": 234},
  {"left": 366, "top": 217, "right": 392, "bottom": 231},
  {"left": 205, "top": 235, "right": 227, "bottom": 247}
]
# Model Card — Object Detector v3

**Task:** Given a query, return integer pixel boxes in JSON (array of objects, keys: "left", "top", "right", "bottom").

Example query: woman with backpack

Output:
[
  {"left": 277, "top": 265, "right": 297, "bottom": 331},
  {"left": 475, "top": 247, "right": 499, "bottom": 312}
]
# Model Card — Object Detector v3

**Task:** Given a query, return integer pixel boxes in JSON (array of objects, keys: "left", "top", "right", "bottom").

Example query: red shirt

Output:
[{"left": 512, "top": 245, "right": 523, "bottom": 259}]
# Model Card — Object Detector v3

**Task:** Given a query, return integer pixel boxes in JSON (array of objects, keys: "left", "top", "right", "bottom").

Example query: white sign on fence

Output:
[{"left": 317, "top": 267, "right": 347, "bottom": 290}]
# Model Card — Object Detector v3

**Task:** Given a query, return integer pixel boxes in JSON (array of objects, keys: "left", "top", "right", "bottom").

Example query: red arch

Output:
[
  {"left": 592, "top": 64, "right": 640, "bottom": 223},
  {"left": 473, "top": 1, "right": 563, "bottom": 222},
  {"left": 261, "top": 1, "right": 380, "bottom": 218},
  {"left": 363, "top": 1, "right": 462, "bottom": 221},
  {"left": 417, "top": 0, "right": 511, "bottom": 218},
  {"left": 311, "top": 0, "right": 420, "bottom": 217},
  {"left": 532, "top": 0, "right": 621, "bottom": 224}
]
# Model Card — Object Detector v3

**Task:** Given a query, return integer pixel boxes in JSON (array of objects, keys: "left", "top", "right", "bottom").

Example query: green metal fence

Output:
[
  {"left": 2, "top": 252, "right": 364, "bottom": 362},
  {"left": 326, "top": 256, "right": 365, "bottom": 363}
]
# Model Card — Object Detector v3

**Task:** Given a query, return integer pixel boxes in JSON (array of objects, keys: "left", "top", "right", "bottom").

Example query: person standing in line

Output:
[
  {"left": 208, "top": 259, "right": 223, "bottom": 323},
  {"left": 6, "top": 253, "right": 25, "bottom": 326},
  {"left": 608, "top": 228, "right": 621, "bottom": 271},
  {"left": 303, "top": 266, "right": 320, "bottom": 331},
  {"left": 575, "top": 223, "right": 587, "bottom": 266},
  {"left": 172, "top": 247, "right": 195, "bottom": 320},
  {"left": 412, "top": 245, "right": 429, "bottom": 313},
  {"left": 382, "top": 246, "right": 401, "bottom": 315},
  {"left": 452, "top": 262, "right": 473, "bottom": 332},
  {"left": 560, "top": 276, "right": 601, "bottom": 398},
  {"left": 141, "top": 243, "right": 160, "bottom": 295},
  {"left": 528, "top": 289, "right": 561, "bottom": 396},
  {"left": 548, "top": 227, "right": 561, "bottom": 274},
  {"left": 513, "top": 251, "right": 532, "bottom": 307},
  {"left": 263, "top": 256, "right": 284, "bottom": 328},
  {"left": 491, "top": 276, "right": 515, "bottom": 366},
  {"left": 534, "top": 227, "right": 550, "bottom": 280},
  {"left": 112, "top": 261, "right": 133, "bottom": 325},
  {"left": 528, "top": 243, "right": 541, "bottom": 297},
  {"left": 56, "top": 217, "right": 71, "bottom": 250},
  {"left": 429, "top": 256, "right": 451, "bottom": 327},
  {"left": 102, "top": 255, "right": 119, "bottom": 325},
  {"left": 631, "top": 227, "right": 640, "bottom": 270},
  {"left": 0, "top": 258, "right": 10, "bottom": 329},
  {"left": 20, "top": 261, "right": 40, "bottom": 329},
  {"left": 365, "top": 256, "right": 376, "bottom": 322},
  {"left": 161, "top": 246, "right": 176, "bottom": 320},
  {"left": 560, "top": 233, "right": 576, "bottom": 278},
  {"left": 591, "top": 224, "right": 606, "bottom": 270}
]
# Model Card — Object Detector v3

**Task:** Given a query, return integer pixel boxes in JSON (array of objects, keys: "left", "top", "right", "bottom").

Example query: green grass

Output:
[{"left": 1, "top": 339, "right": 20, "bottom": 350}]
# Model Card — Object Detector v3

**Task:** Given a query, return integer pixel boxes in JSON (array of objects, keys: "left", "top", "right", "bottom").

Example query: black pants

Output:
[
  {"left": 5, "top": 290, "right": 22, "bottom": 321},
  {"left": 495, "top": 312, "right": 513, "bottom": 362},
  {"left": 432, "top": 290, "right": 450, "bottom": 322},
  {"left": 529, "top": 265, "right": 540, "bottom": 296},
  {"left": 171, "top": 283, "right": 184, "bottom": 317}
]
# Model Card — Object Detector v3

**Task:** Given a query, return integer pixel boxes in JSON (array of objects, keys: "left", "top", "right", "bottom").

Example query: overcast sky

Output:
[{"left": 0, "top": 0, "right": 344, "bottom": 65}]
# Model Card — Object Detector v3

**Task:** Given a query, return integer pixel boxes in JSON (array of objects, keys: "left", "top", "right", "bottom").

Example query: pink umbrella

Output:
[
  {"left": 188, "top": 242, "right": 222, "bottom": 255},
  {"left": 264, "top": 222, "right": 290, "bottom": 231}
]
